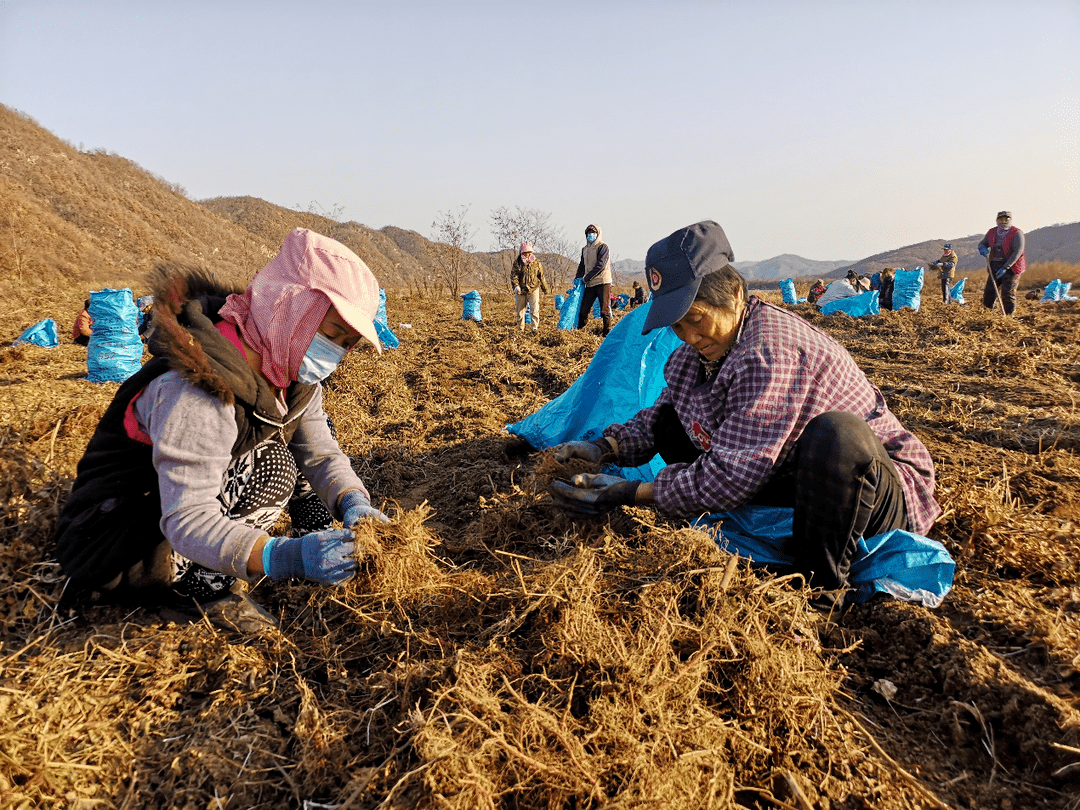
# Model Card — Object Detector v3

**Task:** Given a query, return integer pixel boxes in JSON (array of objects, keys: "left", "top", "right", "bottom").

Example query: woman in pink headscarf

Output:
[
  {"left": 55, "top": 229, "right": 387, "bottom": 632},
  {"left": 510, "top": 241, "right": 549, "bottom": 333}
]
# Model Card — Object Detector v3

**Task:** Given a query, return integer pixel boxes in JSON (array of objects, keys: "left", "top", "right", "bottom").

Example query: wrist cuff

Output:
[{"left": 262, "top": 538, "right": 276, "bottom": 578}]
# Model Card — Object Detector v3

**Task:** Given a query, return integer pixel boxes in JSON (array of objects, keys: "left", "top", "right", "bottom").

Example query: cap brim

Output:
[
  {"left": 323, "top": 291, "right": 383, "bottom": 354},
  {"left": 640, "top": 279, "right": 701, "bottom": 335}
]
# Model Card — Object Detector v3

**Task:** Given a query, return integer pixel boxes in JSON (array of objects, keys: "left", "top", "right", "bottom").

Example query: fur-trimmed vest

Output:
[{"left": 54, "top": 268, "right": 318, "bottom": 590}]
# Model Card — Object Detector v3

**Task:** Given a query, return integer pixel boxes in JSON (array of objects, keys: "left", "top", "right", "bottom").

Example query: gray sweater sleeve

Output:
[
  {"left": 135, "top": 371, "right": 264, "bottom": 579},
  {"left": 288, "top": 383, "right": 370, "bottom": 511}
]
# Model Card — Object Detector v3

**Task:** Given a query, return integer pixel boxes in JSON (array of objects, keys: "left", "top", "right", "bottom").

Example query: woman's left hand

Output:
[
  {"left": 339, "top": 489, "right": 389, "bottom": 526},
  {"left": 548, "top": 473, "right": 640, "bottom": 517}
]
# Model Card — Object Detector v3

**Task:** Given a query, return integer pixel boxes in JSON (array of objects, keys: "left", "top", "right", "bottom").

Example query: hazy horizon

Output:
[{"left": 1, "top": 0, "right": 1076, "bottom": 263}]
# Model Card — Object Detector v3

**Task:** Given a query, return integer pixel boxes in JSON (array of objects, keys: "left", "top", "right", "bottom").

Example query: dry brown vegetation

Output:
[
  {"left": 2, "top": 285, "right": 1080, "bottom": 809},
  {"left": 2, "top": 101, "right": 1080, "bottom": 809}
]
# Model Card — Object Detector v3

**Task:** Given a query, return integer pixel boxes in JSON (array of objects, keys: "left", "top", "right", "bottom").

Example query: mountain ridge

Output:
[{"left": 1, "top": 103, "right": 1076, "bottom": 306}]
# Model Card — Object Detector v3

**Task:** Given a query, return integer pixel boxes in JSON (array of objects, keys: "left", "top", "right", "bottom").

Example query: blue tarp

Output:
[
  {"left": 13, "top": 318, "right": 58, "bottom": 348},
  {"left": 694, "top": 507, "right": 953, "bottom": 607},
  {"left": 820, "top": 290, "right": 880, "bottom": 318},
  {"left": 509, "top": 301, "right": 954, "bottom": 605},
  {"left": 780, "top": 278, "right": 797, "bottom": 305},
  {"left": 557, "top": 280, "right": 585, "bottom": 330}
]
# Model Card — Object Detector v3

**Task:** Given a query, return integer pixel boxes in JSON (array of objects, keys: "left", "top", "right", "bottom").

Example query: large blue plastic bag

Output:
[
  {"left": 557, "top": 280, "right": 585, "bottom": 330},
  {"left": 820, "top": 290, "right": 879, "bottom": 317},
  {"left": 14, "top": 318, "right": 59, "bottom": 348},
  {"left": 375, "top": 321, "right": 399, "bottom": 349},
  {"left": 893, "top": 267, "right": 924, "bottom": 311},
  {"left": 87, "top": 288, "right": 142, "bottom": 383},
  {"left": 1041, "top": 279, "right": 1071, "bottom": 302},
  {"left": 780, "top": 278, "right": 797, "bottom": 305},
  {"left": 693, "top": 506, "right": 954, "bottom": 607},
  {"left": 554, "top": 294, "right": 566, "bottom": 311},
  {"left": 374, "top": 289, "right": 399, "bottom": 348},
  {"left": 949, "top": 277, "right": 966, "bottom": 304},
  {"left": 460, "top": 290, "right": 482, "bottom": 321},
  {"left": 509, "top": 301, "right": 679, "bottom": 481}
]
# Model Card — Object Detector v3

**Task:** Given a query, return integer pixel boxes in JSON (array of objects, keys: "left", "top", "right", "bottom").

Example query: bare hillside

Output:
[{"left": 0, "top": 105, "right": 273, "bottom": 295}]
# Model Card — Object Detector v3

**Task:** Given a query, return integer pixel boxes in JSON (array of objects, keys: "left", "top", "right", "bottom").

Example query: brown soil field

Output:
[{"left": 1, "top": 284, "right": 1079, "bottom": 809}]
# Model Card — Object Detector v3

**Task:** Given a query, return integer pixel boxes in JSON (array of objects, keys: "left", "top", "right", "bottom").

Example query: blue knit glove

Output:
[
  {"left": 262, "top": 529, "right": 357, "bottom": 585},
  {"left": 995, "top": 265, "right": 1008, "bottom": 280},
  {"left": 978, "top": 244, "right": 989, "bottom": 257},
  {"left": 338, "top": 489, "right": 389, "bottom": 527}
]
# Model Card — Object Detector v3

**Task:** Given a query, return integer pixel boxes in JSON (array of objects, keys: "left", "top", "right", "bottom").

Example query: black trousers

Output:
[
  {"left": 577, "top": 283, "right": 612, "bottom": 332},
  {"left": 983, "top": 269, "right": 1019, "bottom": 315},
  {"left": 656, "top": 408, "right": 909, "bottom": 590}
]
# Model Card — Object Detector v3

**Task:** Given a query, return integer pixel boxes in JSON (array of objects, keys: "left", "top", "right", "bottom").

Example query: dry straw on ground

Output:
[{"left": 1, "top": 288, "right": 1079, "bottom": 809}]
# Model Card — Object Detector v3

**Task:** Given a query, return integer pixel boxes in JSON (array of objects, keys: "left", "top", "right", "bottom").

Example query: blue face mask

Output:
[
  {"left": 297, "top": 331, "right": 348, "bottom": 384},
  {"left": 586, "top": 232, "right": 597, "bottom": 243}
]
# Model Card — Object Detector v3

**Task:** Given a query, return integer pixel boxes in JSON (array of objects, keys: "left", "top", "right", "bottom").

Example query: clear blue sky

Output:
[{"left": 1, "top": 0, "right": 1077, "bottom": 263}]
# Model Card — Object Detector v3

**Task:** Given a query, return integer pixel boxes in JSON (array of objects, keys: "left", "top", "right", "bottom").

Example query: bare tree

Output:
[
  {"left": 488, "top": 206, "right": 576, "bottom": 292},
  {"left": 431, "top": 205, "right": 476, "bottom": 299}
]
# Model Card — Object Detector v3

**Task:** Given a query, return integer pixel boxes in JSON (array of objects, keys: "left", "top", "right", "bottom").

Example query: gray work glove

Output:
[
  {"left": 551, "top": 438, "right": 615, "bottom": 464},
  {"left": 548, "top": 473, "right": 640, "bottom": 517}
]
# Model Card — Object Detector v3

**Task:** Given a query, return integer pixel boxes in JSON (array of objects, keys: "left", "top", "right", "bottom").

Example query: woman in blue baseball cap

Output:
[{"left": 549, "top": 220, "right": 941, "bottom": 611}]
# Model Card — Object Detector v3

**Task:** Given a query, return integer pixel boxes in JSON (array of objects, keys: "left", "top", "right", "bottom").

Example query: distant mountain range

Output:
[
  {"left": 1, "top": 102, "right": 1076, "bottom": 300},
  {"left": 613, "top": 223, "right": 1080, "bottom": 286}
]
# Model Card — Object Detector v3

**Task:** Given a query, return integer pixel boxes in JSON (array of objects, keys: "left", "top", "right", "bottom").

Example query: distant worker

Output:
[
  {"left": 814, "top": 274, "right": 859, "bottom": 308},
  {"left": 978, "top": 211, "right": 1026, "bottom": 316},
  {"left": 575, "top": 224, "right": 613, "bottom": 336},
  {"left": 136, "top": 295, "right": 156, "bottom": 340},
  {"left": 73, "top": 299, "right": 93, "bottom": 346},
  {"left": 878, "top": 268, "right": 896, "bottom": 311},
  {"left": 630, "top": 280, "right": 645, "bottom": 308},
  {"left": 849, "top": 269, "right": 871, "bottom": 292},
  {"left": 930, "top": 244, "right": 957, "bottom": 304},
  {"left": 806, "top": 279, "right": 827, "bottom": 305},
  {"left": 510, "top": 242, "right": 549, "bottom": 334}
]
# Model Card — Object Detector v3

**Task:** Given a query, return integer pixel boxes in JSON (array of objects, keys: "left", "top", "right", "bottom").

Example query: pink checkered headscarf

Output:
[{"left": 219, "top": 228, "right": 382, "bottom": 389}]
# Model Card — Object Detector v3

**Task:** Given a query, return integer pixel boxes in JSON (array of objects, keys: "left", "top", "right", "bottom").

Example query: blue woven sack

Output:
[
  {"left": 460, "top": 290, "right": 482, "bottom": 321},
  {"left": 780, "top": 278, "right": 797, "bottom": 305},
  {"left": 893, "top": 267, "right": 924, "bottom": 311},
  {"left": 87, "top": 288, "right": 142, "bottom": 383}
]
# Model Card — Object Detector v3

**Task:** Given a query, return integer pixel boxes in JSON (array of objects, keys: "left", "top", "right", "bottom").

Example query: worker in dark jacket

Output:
[{"left": 575, "top": 224, "right": 613, "bottom": 335}]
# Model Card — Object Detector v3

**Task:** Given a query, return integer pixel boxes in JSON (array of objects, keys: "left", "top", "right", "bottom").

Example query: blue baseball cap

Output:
[{"left": 641, "top": 220, "right": 735, "bottom": 334}]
